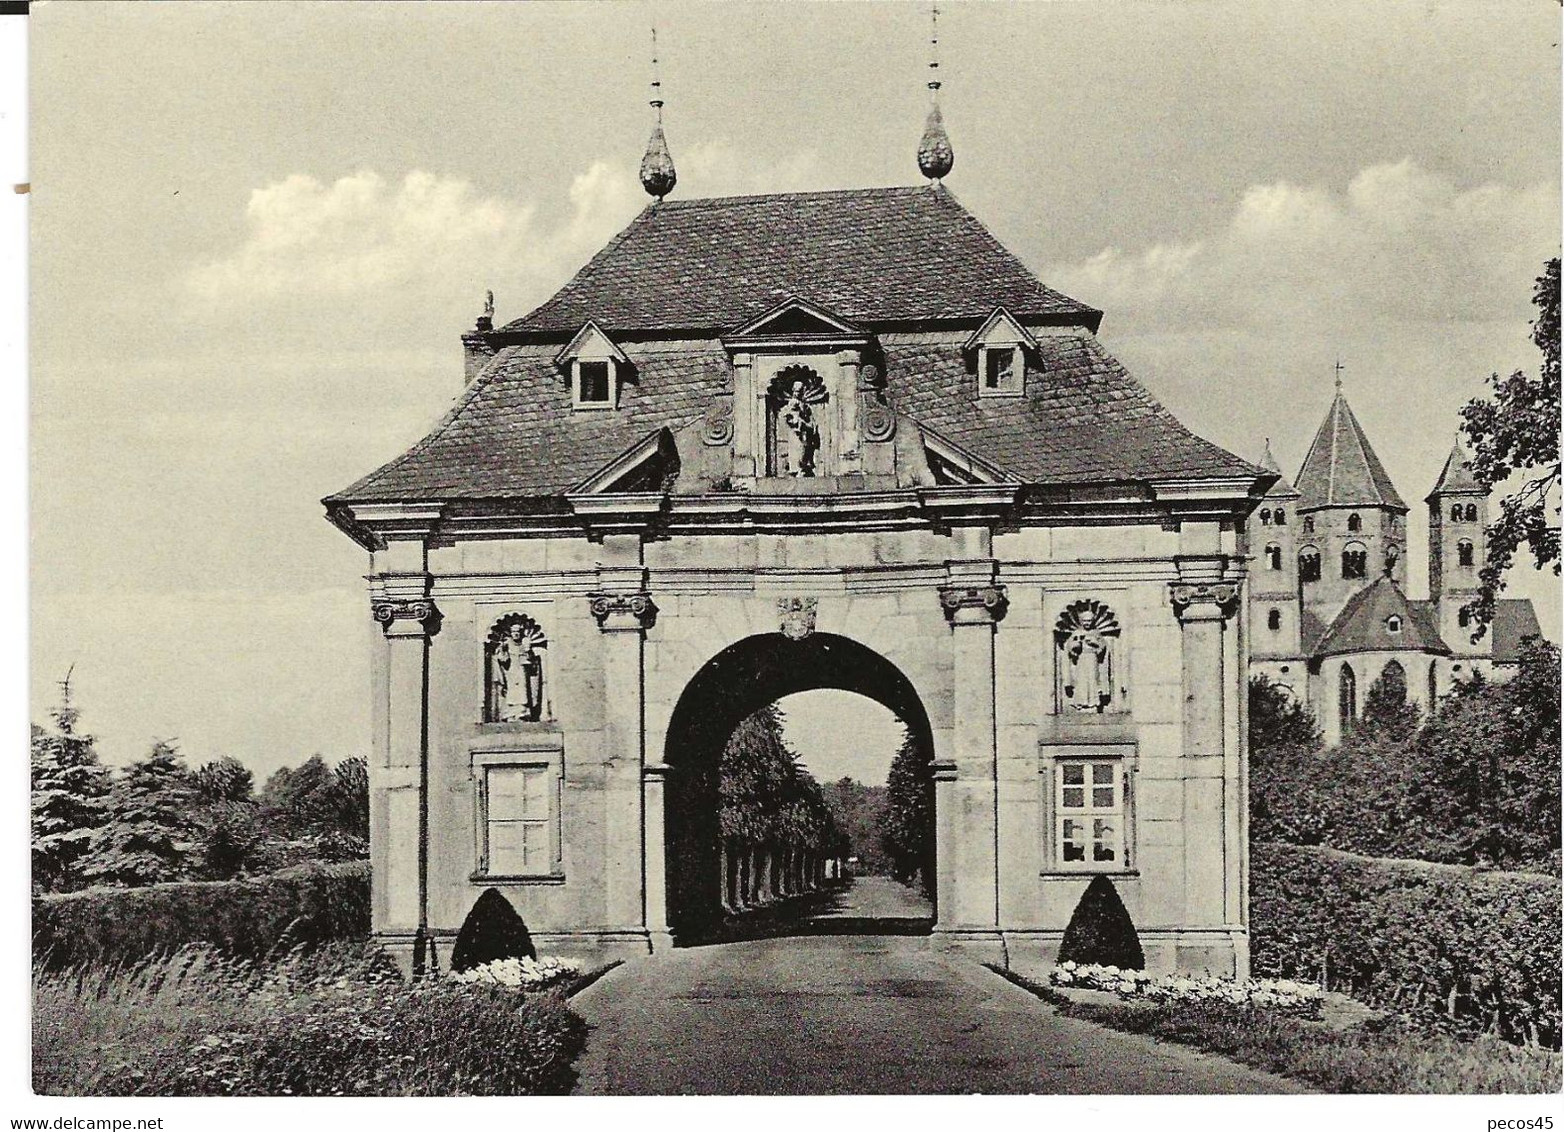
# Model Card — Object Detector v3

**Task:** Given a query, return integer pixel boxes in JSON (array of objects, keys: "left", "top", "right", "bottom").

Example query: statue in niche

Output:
[
  {"left": 1054, "top": 600, "right": 1122, "bottom": 713},
  {"left": 769, "top": 367, "right": 827, "bottom": 477},
  {"left": 486, "top": 614, "right": 547, "bottom": 722}
]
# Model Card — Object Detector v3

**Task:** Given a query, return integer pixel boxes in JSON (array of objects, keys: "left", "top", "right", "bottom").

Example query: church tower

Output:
[
  {"left": 1293, "top": 382, "right": 1409, "bottom": 628},
  {"left": 1426, "top": 439, "right": 1487, "bottom": 657},
  {"left": 1249, "top": 440, "right": 1304, "bottom": 685}
]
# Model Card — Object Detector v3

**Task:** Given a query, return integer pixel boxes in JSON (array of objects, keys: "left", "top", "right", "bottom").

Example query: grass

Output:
[
  {"left": 34, "top": 941, "right": 589, "bottom": 1096},
  {"left": 992, "top": 967, "right": 1562, "bottom": 1094}
]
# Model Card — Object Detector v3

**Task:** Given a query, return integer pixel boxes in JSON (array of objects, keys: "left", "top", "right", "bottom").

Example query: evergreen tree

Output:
[
  {"left": 30, "top": 683, "right": 109, "bottom": 894},
  {"left": 81, "top": 741, "right": 198, "bottom": 886},
  {"left": 881, "top": 728, "right": 933, "bottom": 887}
]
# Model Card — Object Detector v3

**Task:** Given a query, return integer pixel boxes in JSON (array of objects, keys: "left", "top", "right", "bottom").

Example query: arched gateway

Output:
[
  {"left": 326, "top": 184, "right": 1268, "bottom": 980},
  {"left": 663, "top": 631, "right": 937, "bottom": 937}
]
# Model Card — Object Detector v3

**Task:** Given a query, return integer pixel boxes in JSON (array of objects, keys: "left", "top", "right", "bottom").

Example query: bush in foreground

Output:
[
  {"left": 1251, "top": 843, "right": 1561, "bottom": 1048},
  {"left": 34, "top": 944, "right": 587, "bottom": 1096},
  {"left": 1056, "top": 876, "right": 1144, "bottom": 971},
  {"left": 33, "top": 862, "right": 369, "bottom": 970},
  {"left": 450, "top": 887, "right": 537, "bottom": 972}
]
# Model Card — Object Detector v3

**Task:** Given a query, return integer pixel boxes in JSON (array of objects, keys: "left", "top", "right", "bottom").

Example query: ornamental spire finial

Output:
[
  {"left": 1334, "top": 357, "right": 1345, "bottom": 393},
  {"left": 639, "top": 23, "right": 677, "bottom": 201},
  {"left": 917, "top": 3, "right": 954, "bottom": 182}
]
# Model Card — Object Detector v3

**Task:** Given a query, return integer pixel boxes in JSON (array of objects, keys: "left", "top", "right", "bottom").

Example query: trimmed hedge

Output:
[
  {"left": 1251, "top": 843, "right": 1561, "bottom": 1048},
  {"left": 33, "top": 862, "right": 369, "bottom": 970}
]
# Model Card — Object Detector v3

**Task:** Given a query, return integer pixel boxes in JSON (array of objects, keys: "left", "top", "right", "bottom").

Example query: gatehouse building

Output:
[{"left": 326, "top": 91, "right": 1275, "bottom": 979}]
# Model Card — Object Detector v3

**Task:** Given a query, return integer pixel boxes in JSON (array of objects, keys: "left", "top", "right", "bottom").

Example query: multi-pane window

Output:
[
  {"left": 1057, "top": 761, "right": 1124, "bottom": 867},
  {"left": 483, "top": 765, "right": 554, "bottom": 875},
  {"left": 1342, "top": 546, "right": 1368, "bottom": 579}
]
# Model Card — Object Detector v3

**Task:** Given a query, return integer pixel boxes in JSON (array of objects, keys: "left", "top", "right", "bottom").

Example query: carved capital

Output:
[
  {"left": 371, "top": 598, "right": 440, "bottom": 635},
  {"left": 1169, "top": 581, "right": 1241, "bottom": 621},
  {"left": 939, "top": 584, "right": 1009, "bottom": 624},
  {"left": 777, "top": 597, "right": 818, "bottom": 640},
  {"left": 588, "top": 592, "right": 658, "bottom": 631}
]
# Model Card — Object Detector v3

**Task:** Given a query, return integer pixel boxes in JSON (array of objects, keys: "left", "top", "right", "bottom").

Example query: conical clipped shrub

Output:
[
  {"left": 450, "top": 887, "right": 536, "bottom": 971},
  {"left": 1057, "top": 875, "right": 1144, "bottom": 970}
]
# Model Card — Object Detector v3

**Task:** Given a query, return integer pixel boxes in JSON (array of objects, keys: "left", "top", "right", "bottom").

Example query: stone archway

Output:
[{"left": 661, "top": 631, "right": 937, "bottom": 940}]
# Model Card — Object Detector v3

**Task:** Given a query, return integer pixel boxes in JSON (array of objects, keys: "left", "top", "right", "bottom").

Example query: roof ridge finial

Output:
[
  {"left": 1333, "top": 357, "right": 1345, "bottom": 394},
  {"left": 917, "top": 3, "right": 954, "bottom": 182},
  {"left": 639, "top": 20, "right": 677, "bottom": 201}
]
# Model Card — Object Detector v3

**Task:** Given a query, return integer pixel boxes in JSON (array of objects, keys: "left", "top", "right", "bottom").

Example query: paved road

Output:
[
  {"left": 808, "top": 874, "right": 932, "bottom": 922},
  {"left": 571, "top": 879, "right": 1301, "bottom": 1095}
]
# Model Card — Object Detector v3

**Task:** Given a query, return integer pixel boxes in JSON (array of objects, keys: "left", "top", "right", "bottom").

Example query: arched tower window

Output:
[
  {"left": 1259, "top": 508, "right": 1272, "bottom": 526},
  {"left": 1266, "top": 543, "right": 1282, "bottom": 570},
  {"left": 1341, "top": 542, "right": 1368, "bottom": 580},
  {"left": 1450, "top": 503, "right": 1462, "bottom": 522},
  {"left": 1457, "top": 539, "right": 1475, "bottom": 567},
  {"left": 1299, "top": 547, "right": 1321, "bottom": 583},
  {"left": 1267, "top": 608, "right": 1282, "bottom": 631},
  {"left": 1464, "top": 503, "right": 1478, "bottom": 522},
  {"left": 1275, "top": 508, "right": 1287, "bottom": 526},
  {"left": 1339, "top": 664, "right": 1357, "bottom": 732},
  {"left": 1385, "top": 544, "right": 1400, "bottom": 576},
  {"left": 1302, "top": 516, "right": 1315, "bottom": 534},
  {"left": 1458, "top": 607, "right": 1471, "bottom": 628},
  {"left": 1347, "top": 513, "right": 1362, "bottom": 532}
]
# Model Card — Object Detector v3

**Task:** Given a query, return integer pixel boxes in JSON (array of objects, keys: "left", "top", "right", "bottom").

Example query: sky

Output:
[{"left": 27, "top": 0, "right": 1562, "bottom": 783}]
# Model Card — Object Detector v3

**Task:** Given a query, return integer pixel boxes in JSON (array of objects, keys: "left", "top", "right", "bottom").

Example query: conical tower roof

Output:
[
  {"left": 1259, "top": 440, "right": 1300, "bottom": 499},
  {"left": 1425, "top": 439, "right": 1483, "bottom": 500},
  {"left": 1295, "top": 392, "right": 1407, "bottom": 512}
]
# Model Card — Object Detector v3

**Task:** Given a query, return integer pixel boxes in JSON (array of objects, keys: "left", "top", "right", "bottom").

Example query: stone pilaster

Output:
[
  {"left": 642, "top": 762, "right": 673, "bottom": 948},
  {"left": 1169, "top": 555, "right": 1242, "bottom": 953},
  {"left": 587, "top": 583, "right": 657, "bottom": 940},
  {"left": 936, "top": 570, "right": 1007, "bottom": 941},
  {"left": 370, "top": 594, "right": 439, "bottom": 976}
]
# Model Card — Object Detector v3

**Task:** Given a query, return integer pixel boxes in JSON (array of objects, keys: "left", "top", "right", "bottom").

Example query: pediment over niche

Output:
[{"left": 725, "top": 297, "right": 870, "bottom": 347}]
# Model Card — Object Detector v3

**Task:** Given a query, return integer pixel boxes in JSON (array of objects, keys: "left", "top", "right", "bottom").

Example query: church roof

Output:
[
  {"left": 1259, "top": 440, "right": 1300, "bottom": 499},
  {"left": 1490, "top": 599, "right": 1544, "bottom": 664},
  {"left": 1294, "top": 392, "right": 1408, "bottom": 512},
  {"left": 328, "top": 333, "right": 1262, "bottom": 503},
  {"left": 1312, "top": 576, "right": 1449, "bottom": 658},
  {"left": 498, "top": 185, "right": 1101, "bottom": 336},
  {"left": 1426, "top": 441, "right": 1483, "bottom": 500}
]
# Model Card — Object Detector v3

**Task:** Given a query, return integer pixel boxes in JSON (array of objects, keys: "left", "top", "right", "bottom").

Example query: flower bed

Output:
[
  {"left": 448, "top": 955, "right": 581, "bottom": 991},
  {"left": 1049, "top": 961, "right": 1325, "bottom": 1019}
]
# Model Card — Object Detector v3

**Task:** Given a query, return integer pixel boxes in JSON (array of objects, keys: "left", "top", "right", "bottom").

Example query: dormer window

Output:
[
  {"left": 965, "top": 307, "right": 1036, "bottom": 398},
  {"left": 578, "top": 361, "right": 611, "bottom": 405},
  {"left": 985, "top": 348, "right": 1017, "bottom": 391},
  {"left": 1386, "top": 615, "right": 1403, "bottom": 634},
  {"left": 556, "top": 320, "right": 629, "bottom": 412}
]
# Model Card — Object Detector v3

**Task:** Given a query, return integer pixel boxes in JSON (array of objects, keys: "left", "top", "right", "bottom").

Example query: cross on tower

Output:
[{"left": 1334, "top": 358, "right": 1345, "bottom": 391}]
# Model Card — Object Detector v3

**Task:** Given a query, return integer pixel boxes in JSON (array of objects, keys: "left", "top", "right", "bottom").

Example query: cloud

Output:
[
  {"left": 182, "top": 146, "right": 832, "bottom": 342},
  {"left": 1048, "top": 160, "right": 1559, "bottom": 331},
  {"left": 185, "top": 165, "right": 641, "bottom": 329}
]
